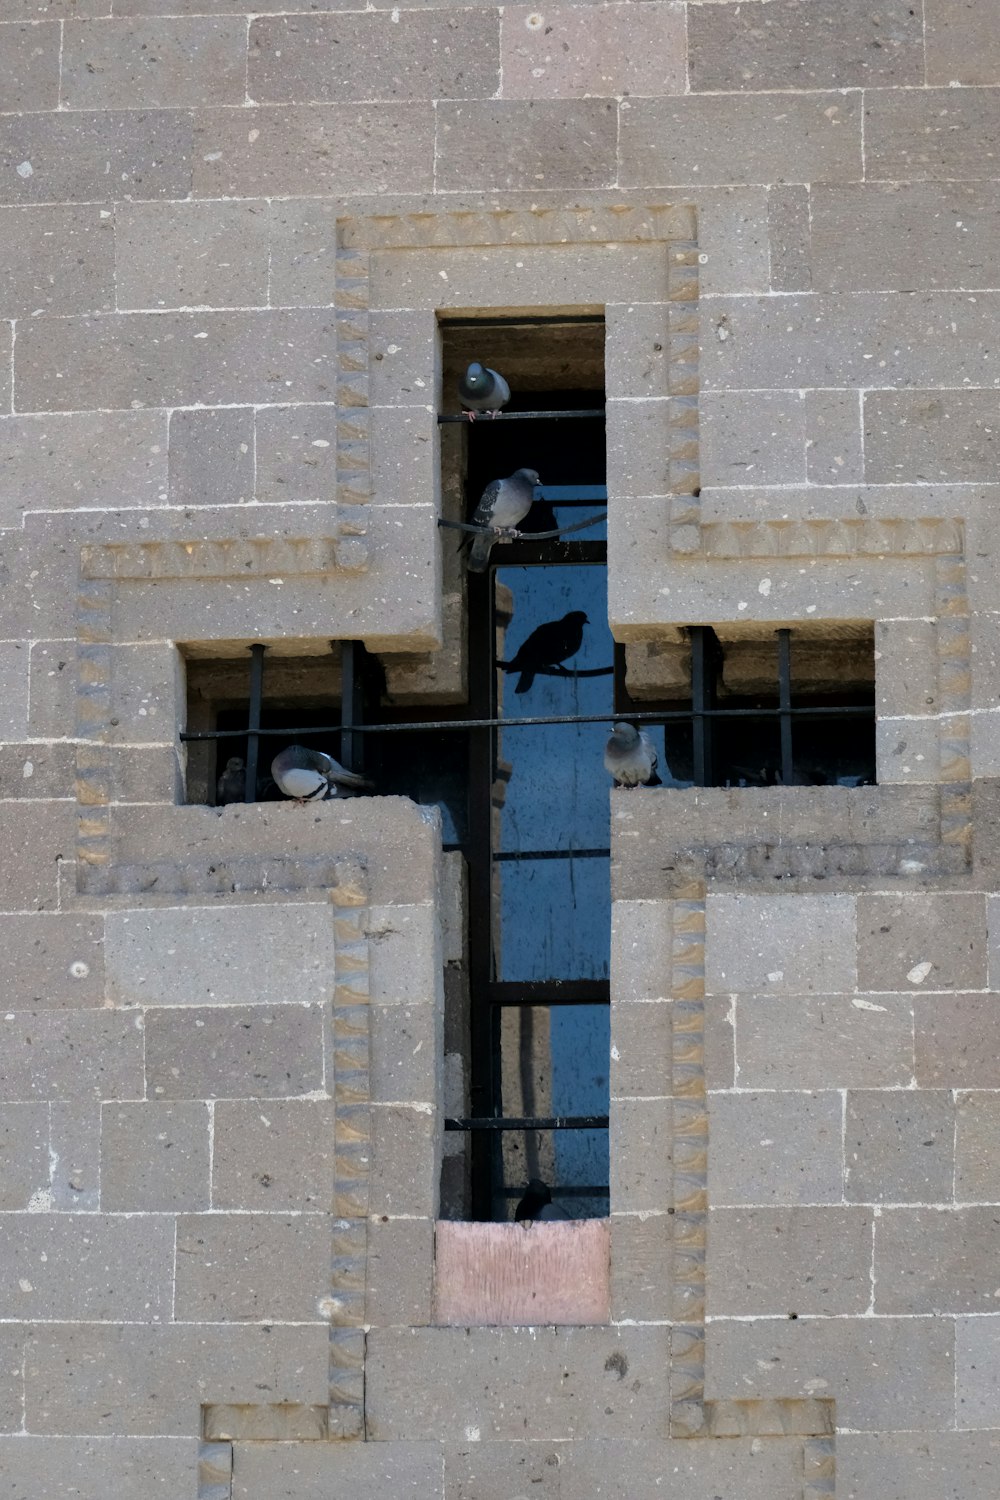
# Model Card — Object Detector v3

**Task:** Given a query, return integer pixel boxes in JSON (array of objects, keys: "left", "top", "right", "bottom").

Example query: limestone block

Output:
[
  {"left": 167, "top": 408, "right": 254, "bottom": 507},
  {"left": 875, "top": 1207, "right": 1000, "bottom": 1313},
  {"left": 840, "top": 1433, "right": 1000, "bottom": 1500},
  {"left": 867, "top": 388, "right": 1000, "bottom": 483},
  {"left": 0, "top": 205, "right": 113, "bottom": 319},
  {"left": 0, "top": 22, "right": 59, "bottom": 111},
  {"left": 696, "top": 188, "right": 771, "bottom": 297},
  {"left": 609, "top": 1097, "right": 671, "bottom": 1213},
  {"left": 620, "top": 91, "right": 861, "bottom": 187},
  {"left": 371, "top": 1005, "right": 438, "bottom": 1105},
  {"left": 0, "top": 1437, "right": 199, "bottom": 1500},
  {"left": 435, "top": 100, "right": 616, "bottom": 192},
  {"left": 107, "top": 902, "right": 335, "bottom": 1008},
  {"left": 365, "top": 1325, "right": 670, "bottom": 1441},
  {"left": 858, "top": 892, "right": 986, "bottom": 992},
  {"left": 957, "top": 1318, "right": 1000, "bottom": 1428},
  {"left": 366, "top": 1216, "right": 433, "bottom": 1327},
  {"left": 704, "top": 996, "right": 735, "bottom": 1090},
  {"left": 254, "top": 405, "right": 338, "bottom": 505},
  {"left": 610, "top": 1001, "right": 671, "bottom": 1100},
  {"left": 0, "top": 1327, "right": 21, "bottom": 1433},
  {"left": 369, "top": 310, "right": 439, "bottom": 410},
  {"left": 0, "top": 1215, "right": 173, "bottom": 1319},
  {"left": 28, "top": 642, "right": 76, "bottom": 740},
  {"left": 876, "top": 713, "right": 942, "bottom": 786},
  {"left": 768, "top": 185, "right": 812, "bottom": 292},
  {"left": 701, "top": 391, "right": 806, "bottom": 488},
  {"left": 231, "top": 1440, "right": 444, "bottom": 1500},
  {"left": 371, "top": 405, "right": 437, "bottom": 504},
  {"left": 605, "top": 306, "right": 670, "bottom": 402},
  {"left": 49, "top": 1102, "right": 100, "bottom": 1211},
  {"left": 249, "top": 12, "right": 499, "bottom": 103},
  {"left": 845, "top": 1090, "right": 954, "bottom": 1203},
  {"left": 145, "top": 1003, "right": 325, "bottom": 1099},
  {"left": 688, "top": 0, "right": 923, "bottom": 91},
  {"left": 705, "top": 893, "right": 857, "bottom": 996},
  {"left": 102, "top": 1101, "right": 210, "bottom": 1211},
  {"left": 609, "top": 1212, "right": 671, "bottom": 1323},
  {"left": 370, "top": 1104, "right": 438, "bottom": 1218},
  {"left": 709, "top": 1091, "right": 843, "bottom": 1206},
  {"left": 0, "top": 409, "right": 169, "bottom": 524},
  {"left": 192, "top": 104, "right": 435, "bottom": 199},
  {"left": 0, "top": 743, "right": 76, "bottom": 802},
  {"left": 735, "top": 993, "right": 914, "bottom": 1090},
  {"left": 709, "top": 1207, "right": 872, "bottom": 1316},
  {"left": 867, "top": 86, "right": 1000, "bottom": 181},
  {"left": 914, "top": 993, "right": 1000, "bottom": 1088},
  {"left": 814, "top": 182, "right": 1000, "bottom": 292},
  {"left": 705, "top": 1315, "right": 955, "bottom": 1431},
  {"left": 0, "top": 110, "right": 193, "bottom": 207},
  {"left": 0, "top": 1102, "right": 48, "bottom": 1209},
  {"left": 267, "top": 200, "right": 337, "bottom": 308},
  {"left": 105, "top": 744, "right": 180, "bottom": 806},
  {"left": 805, "top": 389, "right": 864, "bottom": 484},
  {"left": 117, "top": 200, "right": 268, "bottom": 311},
  {"left": 24, "top": 1323, "right": 329, "bottom": 1435},
  {"left": 61, "top": 18, "right": 246, "bottom": 108},
  {"left": 876, "top": 618, "right": 939, "bottom": 717},
  {"left": 212, "top": 1099, "right": 336, "bottom": 1211},
  {"left": 0, "top": 641, "right": 28, "bottom": 742},
  {"left": 15, "top": 308, "right": 335, "bottom": 412},
  {"left": 956, "top": 1091, "right": 1000, "bottom": 1202},
  {"left": 367, "top": 902, "right": 441, "bottom": 1005},
  {"left": 610, "top": 900, "right": 671, "bottom": 1003},
  {"left": 606, "top": 398, "right": 671, "bottom": 499},
  {"left": 926, "top": 0, "right": 1000, "bottom": 85},
  {"left": 0, "top": 1010, "right": 142, "bottom": 1102},
  {"left": 174, "top": 1213, "right": 330, "bottom": 1321},
  {"left": 502, "top": 3, "right": 685, "bottom": 100}
]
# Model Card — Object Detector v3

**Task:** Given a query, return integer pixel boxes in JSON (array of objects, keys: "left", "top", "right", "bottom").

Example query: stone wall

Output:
[{"left": 2, "top": 1, "right": 1000, "bottom": 1496}]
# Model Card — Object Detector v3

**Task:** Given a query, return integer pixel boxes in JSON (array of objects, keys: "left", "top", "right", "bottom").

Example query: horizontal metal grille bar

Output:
[
  {"left": 444, "top": 1115, "right": 609, "bottom": 1132},
  {"left": 440, "top": 409, "right": 605, "bottom": 423},
  {"left": 494, "top": 847, "right": 610, "bottom": 862}
]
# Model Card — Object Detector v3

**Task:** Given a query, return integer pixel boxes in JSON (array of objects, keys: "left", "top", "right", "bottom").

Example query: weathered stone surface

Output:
[
  {"left": 813, "top": 182, "right": 1000, "bottom": 291},
  {"left": 212, "top": 1098, "right": 336, "bottom": 1211},
  {"left": 859, "top": 892, "right": 986, "bottom": 992},
  {"left": 915, "top": 993, "right": 1000, "bottom": 1088},
  {"left": 24, "top": 1323, "right": 329, "bottom": 1434},
  {"left": 367, "top": 902, "right": 440, "bottom": 1005},
  {"left": 0, "top": 1327, "right": 22, "bottom": 1432},
  {"left": 838, "top": 1432, "right": 1000, "bottom": 1500},
  {"left": 0, "top": 205, "right": 113, "bottom": 318},
  {"left": 869, "top": 388, "right": 1000, "bottom": 483},
  {"left": 0, "top": 802, "right": 76, "bottom": 911},
  {"left": 956, "top": 1091, "right": 1000, "bottom": 1202},
  {"left": 231, "top": 1440, "right": 444, "bottom": 1500},
  {"left": 0, "top": 1011, "right": 142, "bottom": 1102},
  {"left": 0, "top": 640, "right": 29, "bottom": 742},
  {"left": 735, "top": 993, "right": 915, "bottom": 1091},
  {"left": 805, "top": 389, "right": 864, "bottom": 484},
  {"left": 250, "top": 12, "right": 499, "bottom": 103},
  {"left": 875, "top": 1207, "right": 1000, "bottom": 1313},
  {"left": 168, "top": 407, "right": 254, "bottom": 506},
  {"left": 267, "top": 201, "right": 337, "bottom": 307},
  {"left": 767, "top": 184, "right": 811, "bottom": 293},
  {"left": 117, "top": 201, "right": 270, "bottom": 310},
  {"left": 688, "top": 0, "right": 923, "bottom": 91},
  {"left": 706, "top": 1314, "right": 956, "bottom": 1431},
  {"left": 366, "top": 1326, "right": 670, "bottom": 1440},
  {"left": 62, "top": 18, "right": 246, "bottom": 108},
  {"left": 705, "top": 894, "right": 857, "bottom": 996},
  {"left": 957, "top": 1318, "right": 1000, "bottom": 1428},
  {"left": 0, "top": 110, "right": 192, "bottom": 206},
  {"left": 709, "top": 1091, "right": 843, "bottom": 1206},
  {"left": 620, "top": 92, "right": 861, "bottom": 187},
  {"left": 610, "top": 900, "right": 671, "bottom": 1003},
  {"left": 370, "top": 1104, "right": 438, "bottom": 1218},
  {"left": 371, "top": 1004, "right": 438, "bottom": 1105},
  {"left": 845, "top": 1090, "right": 954, "bottom": 1203},
  {"left": 0, "top": 1102, "right": 49, "bottom": 1209},
  {"left": 610, "top": 1213, "right": 671, "bottom": 1323},
  {"left": 866, "top": 86, "right": 1000, "bottom": 181},
  {"left": 145, "top": 1003, "right": 325, "bottom": 1099},
  {"left": 709, "top": 1207, "right": 872, "bottom": 1316},
  {"left": 174, "top": 1213, "right": 330, "bottom": 1321},
  {"left": 0, "top": 1436, "right": 199, "bottom": 1500},
  {"left": 610, "top": 1097, "right": 671, "bottom": 1214},
  {"left": 0, "top": 22, "right": 60, "bottom": 111},
  {"left": 49, "top": 1102, "right": 100, "bottom": 1211},
  {"left": 0, "top": 1216, "right": 173, "bottom": 1319},
  {"left": 0, "top": 412, "right": 167, "bottom": 527},
  {"left": 102, "top": 1101, "right": 210, "bottom": 1211},
  {"left": 435, "top": 101, "right": 617, "bottom": 191},
  {"left": 367, "top": 1216, "right": 433, "bottom": 1327},
  {"left": 926, "top": 0, "right": 1000, "bottom": 85},
  {"left": 610, "top": 1001, "right": 670, "bottom": 1100},
  {"left": 502, "top": 4, "right": 685, "bottom": 100},
  {"left": 434, "top": 1220, "right": 610, "bottom": 1329},
  {"left": 701, "top": 391, "right": 805, "bottom": 487},
  {"left": 254, "top": 405, "right": 339, "bottom": 505}
]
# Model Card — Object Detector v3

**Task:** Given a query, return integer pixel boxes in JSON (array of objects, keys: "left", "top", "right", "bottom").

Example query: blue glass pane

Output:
[{"left": 496, "top": 856, "right": 610, "bottom": 982}]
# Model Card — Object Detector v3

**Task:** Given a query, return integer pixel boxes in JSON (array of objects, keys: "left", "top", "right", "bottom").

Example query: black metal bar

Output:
[
  {"left": 467, "top": 567, "right": 496, "bottom": 1221},
  {"left": 243, "top": 644, "right": 266, "bottom": 803},
  {"left": 690, "top": 627, "right": 713, "bottom": 788},
  {"left": 445, "top": 1115, "right": 609, "bottom": 1132},
  {"left": 500, "top": 1183, "right": 610, "bottom": 1198},
  {"left": 494, "top": 848, "right": 610, "bottom": 862},
  {"left": 339, "top": 640, "right": 364, "bottom": 776},
  {"left": 777, "top": 628, "right": 794, "bottom": 786},
  {"left": 440, "top": 409, "right": 605, "bottom": 424},
  {"left": 488, "top": 980, "right": 609, "bottom": 1005},
  {"left": 439, "top": 512, "right": 606, "bottom": 537},
  {"left": 441, "top": 314, "right": 606, "bottom": 329},
  {"left": 181, "top": 704, "right": 875, "bottom": 743}
]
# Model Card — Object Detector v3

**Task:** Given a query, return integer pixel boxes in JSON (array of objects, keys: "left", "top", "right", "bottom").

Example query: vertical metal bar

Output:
[
  {"left": 467, "top": 569, "right": 496, "bottom": 1221},
  {"left": 777, "top": 628, "right": 793, "bottom": 785},
  {"left": 244, "top": 643, "right": 266, "bottom": 802},
  {"left": 339, "top": 640, "right": 365, "bottom": 774},
  {"left": 690, "top": 627, "right": 711, "bottom": 786}
]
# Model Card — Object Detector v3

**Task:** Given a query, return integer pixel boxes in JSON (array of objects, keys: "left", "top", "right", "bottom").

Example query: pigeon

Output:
[
  {"left": 216, "top": 756, "right": 246, "bottom": 805},
  {"left": 458, "top": 361, "right": 510, "bottom": 420},
  {"left": 271, "top": 745, "right": 373, "bottom": 803},
  {"left": 499, "top": 610, "right": 589, "bottom": 694},
  {"left": 604, "top": 722, "right": 662, "bottom": 788},
  {"left": 467, "top": 468, "right": 539, "bottom": 573},
  {"left": 515, "top": 1178, "right": 552, "bottom": 1224}
]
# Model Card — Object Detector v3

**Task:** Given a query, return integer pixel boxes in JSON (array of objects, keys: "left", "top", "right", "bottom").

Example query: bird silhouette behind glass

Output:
[
  {"left": 271, "top": 745, "right": 374, "bottom": 803},
  {"left": 499, "top": 610, "right": 589, "bottom": 694}
]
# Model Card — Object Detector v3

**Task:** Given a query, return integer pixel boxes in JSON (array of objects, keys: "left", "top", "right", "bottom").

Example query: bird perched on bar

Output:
[
  {"left": 604, "top": 722, "right": 661, "bottom": 788},
  {"left": 515, "top": 1177, "right": 570, "bottom": 1224},
  {"left": 499, "top": 610, "right": 589, "bottom": 695},
  {"left": 458, "top": 361, "right": 510, "bottom": 420},
  {"left": 271, "top": 745, "right": 373, "bottom": 803},
  {"left": 216, "top": 756, "right": 246, "bottom": 805},
  {"left": 466, "top": 468, "right": 539, "bottom": 573}
]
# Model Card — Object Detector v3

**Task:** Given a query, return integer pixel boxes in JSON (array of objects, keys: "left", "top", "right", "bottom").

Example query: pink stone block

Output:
[{"left": 433, "top": 1219, "right": 610, "bottom": 1327}]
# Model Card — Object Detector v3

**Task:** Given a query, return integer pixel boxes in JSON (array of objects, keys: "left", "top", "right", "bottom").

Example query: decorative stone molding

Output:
[
  {"left": 80, "top": 520, "right": 369, "bottom": 585},
  {"left": 699, "top": 516, "right": 963, "bottom": 560}
]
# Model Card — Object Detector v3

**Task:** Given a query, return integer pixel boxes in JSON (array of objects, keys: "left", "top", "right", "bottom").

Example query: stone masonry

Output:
[{"left": 3, "top": 2, "right": 1000, "bottom": 1497}]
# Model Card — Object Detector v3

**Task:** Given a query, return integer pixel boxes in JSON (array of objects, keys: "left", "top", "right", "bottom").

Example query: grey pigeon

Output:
[
  {"left": 271, "top": 745, "right": 373, "bottom": 803},
  {"left": 604, "top": 722, "right": 661, "bottom": 788},
  {"left": 499, "top": 610, "right": 589, "bottom": 695},
  {"left": 458, "top": 361, "right": 510, "bottom": 420},
  {"left": 216, "top": 756, "right": 246, "bottom": 805},
  {"left": 467, "top": 468, "right": 539, "bottom": 573}
]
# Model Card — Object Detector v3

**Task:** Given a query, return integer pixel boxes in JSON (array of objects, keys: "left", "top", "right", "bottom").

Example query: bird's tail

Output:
[
  {"left": 329, "top": 770, "right": 375, "bottom": 791},
  {"left": 467, "top": 537, "right": 492, "bottom": 573},
  {"left": 514, "top": 671, "right": 535, "bottom": 694}
]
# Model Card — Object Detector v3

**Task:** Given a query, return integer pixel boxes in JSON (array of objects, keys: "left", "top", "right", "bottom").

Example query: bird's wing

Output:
[
  {"left": 470, "top": 478, "right": 503, "bottom": 528},
  {"left": 488, "top": 368, "right": 510, "bottom": 405}
]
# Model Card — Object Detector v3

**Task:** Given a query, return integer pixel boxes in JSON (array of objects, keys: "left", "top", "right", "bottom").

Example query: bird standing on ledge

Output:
[
  {"left": 467, "top": 468, "right": 539, "bottom": 573},
  {"left": 604, "top": 722, "right": 661, "bottom": 788},
  {"left": 271, "top": 745, "right": 373, "bottom": 803},
  {"left": 458, "top": 361, "right": 510, "bottom": 420}
]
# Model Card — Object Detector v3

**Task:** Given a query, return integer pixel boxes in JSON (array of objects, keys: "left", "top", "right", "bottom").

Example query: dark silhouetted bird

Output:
[
  {"left": 216, "top": 756, "right": 246, "bottom": 805},
  {"left": 271, "top": 745, "right": 373, "bottom": 803},
  {"left": 515, "top": 1177, "right": 570, "bottom": 1224},
  {"left": 467, "top": 468, "right": 539, "bottom": 572},
  {"left": 604, "top": 722, "right": 661, "bottom": 788},
  {"left": 499, "top": 610, "right": 589, "bottom": 694},
  {"left": 458, "top": 361, "right": 510, "bottom": 420}
]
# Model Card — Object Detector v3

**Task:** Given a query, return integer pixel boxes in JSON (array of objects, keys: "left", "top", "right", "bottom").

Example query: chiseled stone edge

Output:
[
  {"left": 197, "top": 1440, "right": 232, "bottom": 1500},
  {"left": 700, "top": 516, "right": 963, "bottom": 559},
  {"left": 79, "top": 526, "right": 369, "bottom": 583}
]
